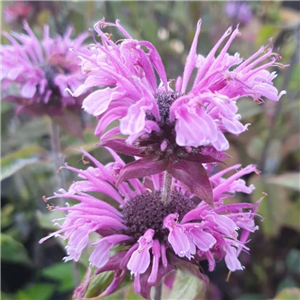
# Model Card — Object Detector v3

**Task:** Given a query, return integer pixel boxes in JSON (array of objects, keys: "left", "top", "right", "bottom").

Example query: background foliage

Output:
[{"left": 1, "top": 1, "right": 299, "bottom": 300}]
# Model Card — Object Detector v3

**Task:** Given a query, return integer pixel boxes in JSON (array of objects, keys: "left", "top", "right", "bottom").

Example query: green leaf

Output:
[
  {"left": 1, "top": 234, "right": 31, "bottom": 266},
  {"left": 16, "top": 283, "right": 55, "bottom": 300},
  {"left": 3, "top": 118, "right": 48, "bottom": 153},
  {"left": 42, "top": 262, "right": 80, "bottom": 292},
  {"left": 268, "top": 173, "right": 300, "bottom": 191},
  {"left": 37, "top": 10, "right": 51, "bottom": 27},
  {"left": 1, "top": 292, "right": 13, "bottom": 300},
  {"left": 288, "top": 63, "right": 300, "bottom": 91},
  {"left": 1, "top": 204, "right": 14, "bottom": 228},
  {"left": 67, "top": 9, "right": 85, "bottom": 34},
  {"left": 1, "top": 146, "right": 47, "bottom": 180},
  {"left": 286, "top": 249, "right": 300, "bottom": 274},
  {"left": 277, "top": 278, "right": 298, "bottom": 292},
  {"left": 249, "top": 175, "right": 300, "bottom": 236},
  {"left": 36, "top": 210, "right": 65, "bottom": 230},
  {"left": 1, "top": 101, "right": 12, "bottom": 114},
  {"left": 274, "top": 288, "right": 300, "bottom": 300},
  {"left": 256, "top": 25, "right": 279, "bottom": 46},
  {"left": 138, "top": 18, "right": 158, "bottom": 43},
  {"left": 237, "top": 99, "right": 264, "bottom": 119},
  {"left": 165, "top": 269, "right": 205, "bottom": 300}
]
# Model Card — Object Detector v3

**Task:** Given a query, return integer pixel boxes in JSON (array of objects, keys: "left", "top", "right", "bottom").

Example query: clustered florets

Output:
[
  {"left": 122, "top": 190, "right": 196, "bottom": 241},
  {"left": 1, "top": 22, "right": 88, "bottom": 115},
  {"left": 40, "top": 150, "right": 261, "bottom": 299},
  {"left": 32, "top": 17, "right": 286, "bottom": 300}
]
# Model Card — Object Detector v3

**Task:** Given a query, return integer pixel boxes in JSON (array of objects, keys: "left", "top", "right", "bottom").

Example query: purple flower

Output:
[
  {"left": 224, "top": 1, "right": 253, "bottom": 24},
  {"left": 4, "top": 1, "right": 33, "bottom": 24},
  {"left": 69, "top": 19, "right": 286, "bottom": 205},
  {"left": 1, "top": 22, "right": 88, "bottom": 116},
  {"left": 40, "top": 149, "right": 262, "bottom": 299}
]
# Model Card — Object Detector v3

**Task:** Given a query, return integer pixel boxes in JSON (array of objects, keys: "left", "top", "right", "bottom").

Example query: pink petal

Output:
[
  {"left": 82, "top": 87, "right": 124, "bottom": 116},
  {"left": 120, "top": 99, "right": 153, "bottom": 135},
  {"left": 21, "top": 80, "right": 37, "bottom": 98},
  {"left": 189, "top": 227, "right": 216, "bottom": 251},
  {"left": 127, "top": 229, "right": 154, "bottom": 275},
  {"left": 225, "top": 245, "right": 244, "bottom": 271}
]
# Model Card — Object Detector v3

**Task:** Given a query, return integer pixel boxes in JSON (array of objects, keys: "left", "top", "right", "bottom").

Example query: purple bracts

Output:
[
  {"left": 40, "top": 150, "right": 262, "bottom": 298},
  {"left": 1, "top": 22, "right": 88, "bottom": 115}
]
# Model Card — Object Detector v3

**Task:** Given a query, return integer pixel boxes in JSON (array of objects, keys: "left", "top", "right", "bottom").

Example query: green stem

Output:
[{"left": 50, "top": 118, "right": 80, "bottom": 286}]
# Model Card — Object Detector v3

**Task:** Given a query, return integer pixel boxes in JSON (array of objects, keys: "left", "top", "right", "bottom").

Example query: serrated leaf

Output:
[
  {"left": 1, "top": 234, "right": 31, "bottom": 266},
  {"left": 1, "top": 146, "right": 47, "bottom": 180}
]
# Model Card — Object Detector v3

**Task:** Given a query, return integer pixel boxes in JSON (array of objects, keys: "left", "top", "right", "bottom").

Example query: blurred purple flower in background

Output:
[
  {"left": 1, "top": 22, "right": 88, "bottom": 116},
  {"left": 224, "top": 1, "right": 253, "bottom": 24},
  {"left": 40, "top": 149, "right": 261, "bottom": 298},
  {"left": 4, "top": 1, "right": 33, "bottom": 24}
]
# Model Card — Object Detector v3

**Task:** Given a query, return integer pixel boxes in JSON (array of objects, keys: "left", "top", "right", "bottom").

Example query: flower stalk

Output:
[
  {"left": 50, "top": 119, "right": 80, "bottom": 286},
  {"left": 154, "top": 282, "right": 162, "bottom": 300},
  {"left": 161, "top": 171, "right": 173, "bottom": 204}
]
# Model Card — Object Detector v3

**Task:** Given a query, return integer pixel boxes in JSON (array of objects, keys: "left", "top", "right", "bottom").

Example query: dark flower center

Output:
[
  {"left": 39, "top": 63, "right": 73, "bottom": 108},
  {"left": 136, "top": 92, "right": 183, "bottom": 156},
  {"left": 155, "top": 92, "right": 183, "bottom": 126},
  {"left": 122, "top": 190, "right": 197, "bottom": 241}
]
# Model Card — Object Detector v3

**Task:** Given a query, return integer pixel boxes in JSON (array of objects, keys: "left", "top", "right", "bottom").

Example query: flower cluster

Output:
[
  {"left": 38, "top": 18, "right": 285, "bottom": 299},
  {"left": 67, "top": 19, "right": 286, "bottom": 205},
  {"left": 1, "top": 22, "right": 88, "bottom": 115},
  {"left": 40, "top": 150, "right": 261, "bottom": 299},
  {"left": 73, "top": 19, "right": 285, "bottom": 152}
]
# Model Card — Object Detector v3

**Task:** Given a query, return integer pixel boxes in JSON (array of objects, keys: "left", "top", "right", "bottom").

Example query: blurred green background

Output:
[{"left": 1, "top": 1, "right": 299, "bottom": 300}]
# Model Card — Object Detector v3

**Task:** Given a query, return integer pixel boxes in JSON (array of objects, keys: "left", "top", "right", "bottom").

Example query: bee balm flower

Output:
[
  {"left": 70, "top": 19, "right": 286, "bottom": 204},
  {"left": 1, "top": 22, "right": 88, "bottom": 116},
  {"left": 40, "top": 150, "right": 261, "bottom": 299}
]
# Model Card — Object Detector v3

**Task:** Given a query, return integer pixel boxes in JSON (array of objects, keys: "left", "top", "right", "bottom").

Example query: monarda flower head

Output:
[
  {"left": 69, "top": 19, "right": 286, "bottom": 205},
  {"left": 1, "top": 22, "right": 88, "bottom": 116},
  {"left": 40, "top": 149, "right": 262, "bottom": 299},
  {"left": 4, "top": 1, "right": 33, "bottom": 25}
]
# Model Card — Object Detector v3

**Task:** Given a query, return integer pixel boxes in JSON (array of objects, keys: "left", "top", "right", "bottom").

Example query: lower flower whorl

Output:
[
  {"left": 40, "top": 150, "right": 261, "bottom": 299},
  {"left": 122, "top": 190, "right": 197, "bottom": 241}
]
